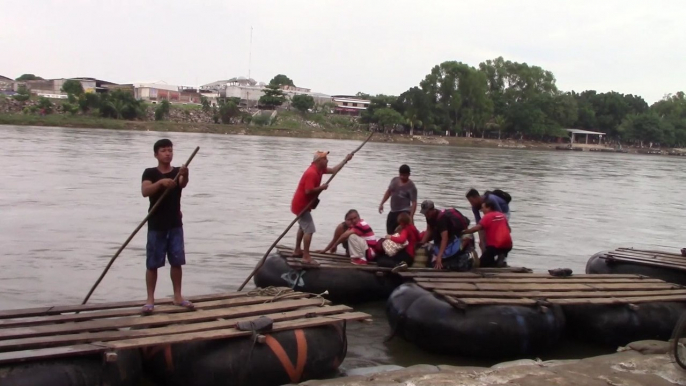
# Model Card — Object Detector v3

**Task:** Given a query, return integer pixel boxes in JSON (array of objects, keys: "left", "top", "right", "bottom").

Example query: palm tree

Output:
[{"left": 404, "top": 110, "right": 421, "bottom": 136}]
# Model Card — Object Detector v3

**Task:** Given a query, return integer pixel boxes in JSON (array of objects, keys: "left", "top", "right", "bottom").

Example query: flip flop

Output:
[
  {"left": 141, "top": 304, "right": 154, "bottom": 314},
  {"left": 300, "top": 259, "right": 320, "bottom": 267},
  {"left": 174, "top": 300, "right": 196, "bottom": 310}
]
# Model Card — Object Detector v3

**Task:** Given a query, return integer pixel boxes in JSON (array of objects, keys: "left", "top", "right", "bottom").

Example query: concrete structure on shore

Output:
[
  {"left": 566, "top": 128, "right": 605, "bottom": 144},
  {"left": 331, "top": 95, "right": 371, "bottom": 116},
  {"left": 200, "top": 76, "right": 332, "bottom": 108},
  {"left": 11, "top": 77, "right": 117, "bottom": 98},
  {"left": 298, "top": 340, "right": 685, "bottom": 386}
]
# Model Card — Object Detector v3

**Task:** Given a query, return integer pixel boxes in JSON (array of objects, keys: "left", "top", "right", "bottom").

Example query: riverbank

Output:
[
  {"left": 298, "top": 340, "right": 685, "bottom": 386},
  {"left": 1, "top": 113, "right": 684, "bottom": 154}
]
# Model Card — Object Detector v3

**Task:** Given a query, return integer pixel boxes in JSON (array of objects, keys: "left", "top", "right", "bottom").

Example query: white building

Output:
[
  {"left": 200, "top": 76, "right": 332, "bottom": 107},
  {"left": 331, "top": 95, "right": 371, "bottom": 116}
]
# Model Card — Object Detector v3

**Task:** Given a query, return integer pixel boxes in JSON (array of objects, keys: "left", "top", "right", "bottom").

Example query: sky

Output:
[{"left": 1, "top": 0, "right": 684, "bottom": 104}]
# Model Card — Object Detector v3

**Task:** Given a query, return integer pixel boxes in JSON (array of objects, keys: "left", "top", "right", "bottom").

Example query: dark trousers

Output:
[
  {"left": 376, "top": 250, "right": 413, "bottom": 268},
  {"left": 386, "top": 210, "right": 409, "bottom": 235},
  {"left": 479, "top": 246, "right": 512, "bottom": 268}
]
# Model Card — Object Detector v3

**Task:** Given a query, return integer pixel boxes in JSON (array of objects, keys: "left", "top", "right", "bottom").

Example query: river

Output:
[{"left": 1, "top": 125, "right": 685, "bottom": 368}]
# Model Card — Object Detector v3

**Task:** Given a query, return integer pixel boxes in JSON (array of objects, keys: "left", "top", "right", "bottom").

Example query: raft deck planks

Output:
[
  {"left": 600, "top": 247, "right": 686, "bottom": 272},
  {"left": 0, "top": 289, "right": 371, "bottom": 365},
  {"left": 409, "top": 273, "right": 686, "bottom": 308},
  {"left": 276, "top": 245, "right": 533, "bottom": 274}
]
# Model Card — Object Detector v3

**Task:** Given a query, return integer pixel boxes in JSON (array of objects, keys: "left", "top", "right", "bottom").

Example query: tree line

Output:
[{"left": 356, "top": 57, "right": 685, "bottom": 147}]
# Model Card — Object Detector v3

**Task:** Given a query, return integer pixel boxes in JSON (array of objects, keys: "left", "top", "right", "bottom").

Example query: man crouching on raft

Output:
[{"left": 291, "top": 150, "right": 353, "bottom": 266}]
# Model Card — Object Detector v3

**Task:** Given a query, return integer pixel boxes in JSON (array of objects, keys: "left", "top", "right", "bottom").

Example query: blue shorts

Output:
[{"left": 146, "top": 227, "right": 186, "bottom": 270}]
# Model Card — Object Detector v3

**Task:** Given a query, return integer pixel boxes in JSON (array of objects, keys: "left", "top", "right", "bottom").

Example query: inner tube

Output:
[
  {"left": 142, "top": 324, "right": 347, "bottom": 386},
  {"left": 254, "top": 254, "right": 401, "bottom": 304},
  {"left": 586, "top": 251, "right": 686, "bottom": 285},
  {"left": 0, "top": 349, "right": 141, "bottom": 386},
  {"left": 386, "top": 283, "right": 565, "bottom": 359},
  {"left": 563, "top": 301, "right": 686, "bottom": 347}
]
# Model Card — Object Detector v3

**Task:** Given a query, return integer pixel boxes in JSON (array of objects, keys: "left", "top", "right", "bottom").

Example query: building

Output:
[
  {"left": 566, "top": 128, "right": 605, "bottom": 144},
  {"left": 17, "top": 77, "right": 117, "bottom": 98},
  {"left": 132, "top": 81, "right": 181, "bottom": 103},
  {"left": 331, "top": 95, "right": 371, "bottom": 116},
  {"left": 200, "top": 77, "right": 332, "bottom": 108}
]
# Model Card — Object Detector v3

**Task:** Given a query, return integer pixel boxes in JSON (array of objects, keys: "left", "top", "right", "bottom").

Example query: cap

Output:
[
  {"left": 313, "top": 151, "right": 329, "bottom": 162},
  {"left": 420, "top": 200, "right": 435, "bottom": 214}
]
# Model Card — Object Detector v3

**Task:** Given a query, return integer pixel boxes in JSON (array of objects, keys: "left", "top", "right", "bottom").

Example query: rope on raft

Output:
[{"left": 248, "top": 286, "right": 329, "bottom": 306}]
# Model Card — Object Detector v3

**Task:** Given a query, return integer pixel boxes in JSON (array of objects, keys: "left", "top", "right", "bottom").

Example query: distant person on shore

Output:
[
  {"left": 140, "top": 139, "right": 193, "bottom": 314},
  {"left": 377, "top": 212, "right": 420, "bottom": 271},
  {"left": 322, "top": 210, "right": 377, "bottom": 265},
  {"left": 462, "top": 200, "right": 513, "bottom": 267},
  {"left": 379, "top": 164, "right": 418, "bottom": 235},
  {"left": 291, "top": 150, "right": 353, "bottom": 266},
  {"left": 419, "top": 200, "right": 472, "bottom": 270},
  {"left": 466, "top": 188, "right": 511, "bottom": 250}
]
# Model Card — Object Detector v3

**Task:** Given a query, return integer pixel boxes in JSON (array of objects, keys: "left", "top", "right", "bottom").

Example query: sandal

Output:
[
  {"left": 300, "top": 259, "right": 320, "bottom": 267},
  {"left": 141, "top": 304, "right": 154, "bottom": 314},
  {"left": 174, "top": 300, "right": 196, "bottom": 310}
]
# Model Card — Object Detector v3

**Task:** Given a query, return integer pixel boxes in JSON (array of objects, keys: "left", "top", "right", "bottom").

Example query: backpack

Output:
[
  {"left": 438, "top": 208, "right": 471, "bottom": 234},
  {"left": 486, "top": 189, "right": 512, "bottom": 204}
]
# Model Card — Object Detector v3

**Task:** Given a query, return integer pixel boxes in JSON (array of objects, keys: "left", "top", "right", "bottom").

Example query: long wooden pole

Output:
[
  {"left": 82, "top": 146, "right": 200, "bottom": 304},
  {"left": 237, "top": 132, "right": 374, "bottom": 291}
]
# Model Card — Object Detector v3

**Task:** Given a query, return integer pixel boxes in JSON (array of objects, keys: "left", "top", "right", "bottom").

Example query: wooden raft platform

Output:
[
  {"left": 276, "top": 245, "right": 533, "bottom": 274},
  {"left": 0, "top": 289, "right": 370, "bottom": 366},
  {"left": 398, "top": 271, "right": 686, "bottom": 308},
  {"left": 598, "top": 247, "right": 686, "bottom": 272}
]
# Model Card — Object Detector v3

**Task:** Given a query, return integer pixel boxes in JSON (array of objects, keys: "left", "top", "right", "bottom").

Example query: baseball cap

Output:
[
  {"left": 313, "top": 151, "right": 329, "bottom": 162},
  {"left": 420, "top": 200, "right": 435, "bottom": 214}
]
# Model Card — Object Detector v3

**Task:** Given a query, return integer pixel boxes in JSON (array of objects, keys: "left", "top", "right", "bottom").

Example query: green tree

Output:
[
  {"left": 61, "top": 102, "right": 79, "bottom": 115},
  {"left": 37, "top": 97, "right": 54, "bottom": 114},
  {"left": 12, "top": 85, "right": 31, "bottom": 102},
  {"left": 154, "top": 100, "right": 171, "bottom": 121},
  {"left": 258, "top": 84, "right": 287, "bottom": 108},
  {"left": 373, "top": 108, "right": 404, "bottom": 132},
  {"left": 269, "top": 74, "right": 295, "bottom": 87},
  {"left": 15, "top": 74, "right": 43, "bottom": 81},
  {"left": 78, "top": 92, "right": 100, "bottom": 113},
  {"left": 61, "top": 80, "right": 84, "bottom": 96},
  {"left": 218, "top": 99, "right": 240, "bottom": 124},
  {"left": 99, "top": 89, "right": 145, "bottom": 120},
  {"left": 291, "top": 94, "right": 315, "bottom": 113},
  {"left": 200, "top": 96, "right": 211, "bottom": 112}
]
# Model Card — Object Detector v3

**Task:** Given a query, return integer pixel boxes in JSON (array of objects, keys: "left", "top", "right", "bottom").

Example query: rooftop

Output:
[{"left": 566, "top": 129, "right": 605, "bottom": 135}]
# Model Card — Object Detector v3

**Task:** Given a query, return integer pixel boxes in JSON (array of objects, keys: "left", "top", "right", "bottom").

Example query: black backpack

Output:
[{"left": 486, "top": 189, "right": 512, "bottom": 204}]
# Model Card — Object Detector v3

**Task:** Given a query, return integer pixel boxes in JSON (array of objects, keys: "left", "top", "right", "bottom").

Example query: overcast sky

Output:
[{"left": 2, "top": 0, "right": 684, "bottom": 103}]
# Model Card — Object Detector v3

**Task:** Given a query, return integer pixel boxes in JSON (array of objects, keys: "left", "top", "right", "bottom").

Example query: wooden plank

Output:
[
  {"left": 400, "top": 272, "right": 644, "bottom": 279},
  {"left": 413, "top": 277, "right": 664, "bottom": 284},
  {"left": 0, "top": 312, "right": 371, "bottom": 365},
  {"left": 419, "top": 282, "right": 678, "bottom": 292},
  {"left": 0, "top": 295, "right": 310, "bottom": 328},
  {"left": 0, "top": 298, "right": 328, "bottom": 340},
  {"left": 434, "top": 289, "right": 686, "bottom": 299},
  {"left": 0, "top": 292, "right": 246, "bottom": 320},
  {"left": 607, "top": 251, "right": 686, "bottom": 265},
  {"left": 104, "top": 312, "right": 370, "bottom": 351},
  {"left": 0, "top": 305, "right": 353, "bottom": 352},
  {"left": 603, "top": 255, "right": 686, "bottom": 272},
  {"left": 287, "top": 262, "right": 393, "bottom": 272},
  {"left": 446, "top": 296, "right": 538, "bottom": 306},
  {"left": 549, "top": 295, "right": 686, "bottom": 305},
  {"left": 616, "top": 248, "right": 684, "bottom": 258}
]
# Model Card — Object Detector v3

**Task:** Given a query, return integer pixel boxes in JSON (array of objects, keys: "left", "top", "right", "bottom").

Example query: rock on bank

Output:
[{"left": 296, "top": 340, "right": 686, "bottom": 386}]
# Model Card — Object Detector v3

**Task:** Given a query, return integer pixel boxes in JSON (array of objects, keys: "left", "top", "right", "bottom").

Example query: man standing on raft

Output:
[
  {"left": 378, "top": 164, "right": 417, "bottom": 234},
  {"left": 291, "top": 150, "right": 353, "bottom": 265}
]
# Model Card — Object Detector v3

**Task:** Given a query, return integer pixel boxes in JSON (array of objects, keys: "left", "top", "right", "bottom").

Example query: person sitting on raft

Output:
[
  {"left": 322, "top": 210, "right": 377, "bottom": 265},
  {"left": 377, "top": 212, "right": 420, "bottom": 271},
  {"left": 419, "top": 200, "right": 471, "bottom": 270},
  {"left": 317, "top": 209, "right": 358, "bottom": 256},
  {"left": 462, "top": 200, "right": 513, "bottom": 267}
]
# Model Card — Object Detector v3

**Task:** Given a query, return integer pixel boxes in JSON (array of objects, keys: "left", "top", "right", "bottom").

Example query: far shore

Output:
[{"left": 1, "top": 114, "right": 683, "bottom": 155}]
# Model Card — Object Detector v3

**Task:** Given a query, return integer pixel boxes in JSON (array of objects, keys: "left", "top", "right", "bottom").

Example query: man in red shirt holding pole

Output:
[{"left": 291, "top": 150, "right": 353, "bottom": 265}]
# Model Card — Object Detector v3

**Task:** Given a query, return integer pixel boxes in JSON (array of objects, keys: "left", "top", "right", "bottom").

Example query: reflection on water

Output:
[{"left": 1, "top": 125, "right": 685, "bottom": 367}]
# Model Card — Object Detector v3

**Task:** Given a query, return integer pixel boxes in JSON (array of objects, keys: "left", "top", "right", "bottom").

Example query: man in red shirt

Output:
[
  {"left": 462, "top": 200, "right": 513, "bottom": 267},
  {"left": 292, "top": 150, "right": 353, "bottom": 265}
]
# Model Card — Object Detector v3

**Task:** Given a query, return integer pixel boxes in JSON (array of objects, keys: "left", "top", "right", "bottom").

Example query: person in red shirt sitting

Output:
[
  {"left": 462, "top": 200, "right": 513, "bottom": 268},
  {"left": 291, "top": 150, "right": 353, "bottom": 265},
  {"left": 377, "top": 212, "right": 420, "bottom": 271},
  {"left": 322, "top": 210, "right": 377, "bottom": 265}
]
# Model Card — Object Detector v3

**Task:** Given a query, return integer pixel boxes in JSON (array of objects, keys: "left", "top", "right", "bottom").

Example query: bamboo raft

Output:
[
  {"left": 275, "top": 245, "right": 533, "bottom": 274},
  {"left": 0, "top": 289, "right": 370, "bottom": 365},
  {"left": 397, "top": 271, "right": 686, "bottom": 309},
  {"left": 596, "top": 247, "right": 686, "bottom": 272}
]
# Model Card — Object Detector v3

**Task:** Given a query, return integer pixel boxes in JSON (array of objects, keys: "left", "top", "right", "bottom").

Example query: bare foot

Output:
[{"left": 292, "top": 248, "right": 303, "bottom": 257}]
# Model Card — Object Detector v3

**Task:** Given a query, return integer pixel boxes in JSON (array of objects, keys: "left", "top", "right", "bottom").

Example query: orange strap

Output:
[{"left": 264, "top": 329, "right": 308, "bottom": 383}]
